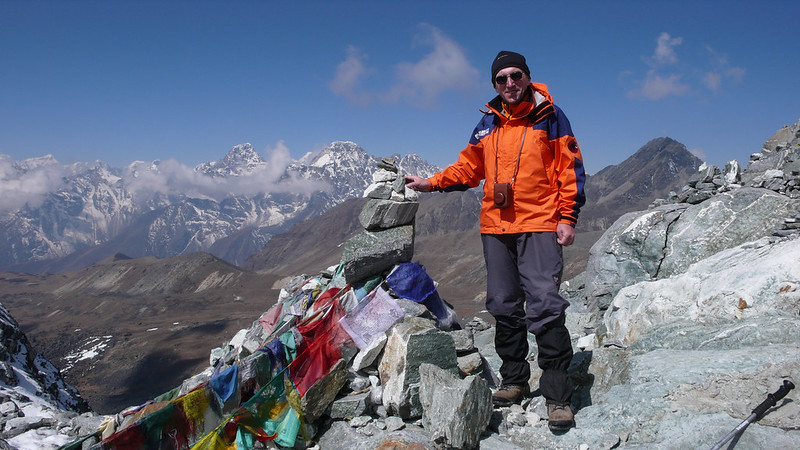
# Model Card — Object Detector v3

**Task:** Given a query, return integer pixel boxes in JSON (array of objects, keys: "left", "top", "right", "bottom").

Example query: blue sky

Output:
[{"left": 1, "top": 0, "right": 798, "bottom": 175}]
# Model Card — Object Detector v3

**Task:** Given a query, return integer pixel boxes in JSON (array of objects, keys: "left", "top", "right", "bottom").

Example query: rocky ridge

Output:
[
  {"left": 652, "top": 118, "right": 800, "bottom": 207},
  {"left": 0, "top": 303, "right": 92, "bottom": 449}
]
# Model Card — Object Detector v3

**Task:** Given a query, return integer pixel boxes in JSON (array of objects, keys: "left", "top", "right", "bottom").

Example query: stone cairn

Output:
[
  {"left": 71, "top": 158, "right": 494, "bottom": 450},
  {"left": 651, "top": 119, "right": 800, "bottom": 237},
  {"left": 340, "top": 157, "right": 420, "bottom": 283}
]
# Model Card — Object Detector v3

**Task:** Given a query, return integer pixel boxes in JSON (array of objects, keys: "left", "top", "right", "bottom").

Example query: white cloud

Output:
[
  {"left": 627, "top": 32, "right": 688, "bottom": 100},
  {"left": 384, "top": 23, "right": 480, "bottom": 107},
  {"left": 0, "top": 154, "right": 67, "bottom": 213},
  {"left": 262, "top": 141, "right": 294, "bottom": 182},
  {"left": 725, "top": 66, "right": 746, "bottom": 82},
  {"left": 652, "top": 32, "right": 683, "bottom": 65},
  {"left": 328, "top": 45, "right": 373, "bottom": 105},
  {"left": 701, "top": 45, "right": 746, "bottom": 91},
  {"left": 123, "top": 143, "right": 328, "bottom": 203},
  {"left": 628, "top": 32, "right": 745, "bottom": 100},
  {"left": 329, "top": 23, "right": 479, "bottom": 108},
  {"left": 703, "top": 72, "right": 722, "bottom": 91},
  {"left": 0, "top": 146, "right": 331, "bottom": 216},
  {"left": 628, "top": 70, "right": 689, "bottom": 100}
]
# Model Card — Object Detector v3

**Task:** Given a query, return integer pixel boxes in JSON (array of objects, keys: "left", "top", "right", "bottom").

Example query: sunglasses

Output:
[{"left": 495, "top": 71, "right": 525, "bottom": 85}]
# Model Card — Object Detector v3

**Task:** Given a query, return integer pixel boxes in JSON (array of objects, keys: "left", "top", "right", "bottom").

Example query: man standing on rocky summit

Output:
[{"left": 405, "top": 50, "right": 586, "bottom": 432}]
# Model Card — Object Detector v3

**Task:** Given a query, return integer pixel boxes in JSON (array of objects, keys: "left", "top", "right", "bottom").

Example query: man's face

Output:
[{"left": 493, "top": 66, "right": 530, "bottom": 104}]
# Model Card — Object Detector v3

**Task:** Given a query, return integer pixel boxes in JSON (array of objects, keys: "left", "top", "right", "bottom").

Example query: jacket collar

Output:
[{"left": 485, "top": 82, "right": 555, "bottom": 125}]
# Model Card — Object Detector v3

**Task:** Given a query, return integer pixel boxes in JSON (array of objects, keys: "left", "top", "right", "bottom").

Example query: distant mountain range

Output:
[{"left": 0, "top": 142, "right": 439, "bottom": 272}]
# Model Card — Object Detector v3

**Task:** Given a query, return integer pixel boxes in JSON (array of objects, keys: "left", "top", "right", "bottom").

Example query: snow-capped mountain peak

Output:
[
  {"left": 308, "top": 141, "right": 365, "bottom": 168},
  {"left": 196, "top": 143, "right": 267, "bottom": 177}
]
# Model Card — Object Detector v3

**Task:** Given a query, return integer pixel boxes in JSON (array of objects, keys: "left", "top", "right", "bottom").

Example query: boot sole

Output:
[
  {"left": 492, "top": 396, "right": 517, "bottom": 407},
  {"left": 548, "top": 419, "right": 575, "bottom": 432}
]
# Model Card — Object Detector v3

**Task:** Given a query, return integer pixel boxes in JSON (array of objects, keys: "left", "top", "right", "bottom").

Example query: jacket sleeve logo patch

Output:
[
  {"left": 475, "top": 128, "right": 491, "bottom": 140},
  {"left": 568, "top": 138, "right": 580, "bottom": 153}
]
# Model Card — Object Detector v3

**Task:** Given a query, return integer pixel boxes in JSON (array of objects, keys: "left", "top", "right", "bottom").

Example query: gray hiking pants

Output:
[{"left": 482, "top": 232, "right": 574, "bottom": 404}]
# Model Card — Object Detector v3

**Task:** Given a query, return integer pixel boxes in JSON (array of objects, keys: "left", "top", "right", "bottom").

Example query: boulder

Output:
[
  {"left": 603, "top": 236, "right": 800, "bottom": 345},
  {"left": 418, "top": 364, "right": 492, "bottom": 450},
  {"left": 327, "top": 392, "right": 371, "bottom": 420},
  {"left": 358, "top": 199, "right": 419, "bottom": 230},
  {"left": 456, "top": 352, "right": 484, "bottom": 377},
  {"left": 300, "top": 359, "right": 349, "bottom": 423},
  {"left": 341, "top": 226, "right": 414, "bottom": 284},
  {"left": 351, "top": 333, "right": 388, "bottom": 372},
  {"left": 378, "top": 318, "right": 458, "bottom": 418},
  {"left": 448, "top": 328, "right": 475, "bottom": 353},
  {"left": 585, "top": 188, "right": 799, "bottom": 309}
]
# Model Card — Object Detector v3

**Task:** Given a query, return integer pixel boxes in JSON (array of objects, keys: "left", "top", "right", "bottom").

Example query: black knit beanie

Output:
[{"left": 491, "top": 51, "right": 531, "bottom": 85}]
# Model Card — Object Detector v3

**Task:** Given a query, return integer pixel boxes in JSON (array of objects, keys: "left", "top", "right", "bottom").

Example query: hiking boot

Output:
[
  {"left": 547, "top": 402, "right": 575, "bottom": 432},
  {"left": 491, "top": 384, "right": 529, "bottom": 407}
]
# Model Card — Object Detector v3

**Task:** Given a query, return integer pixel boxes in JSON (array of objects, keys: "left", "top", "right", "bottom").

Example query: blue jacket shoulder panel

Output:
[
  {"left": 548, "top": 105, "right": 574, "bottom": 139},
  {"left": 468, "top": 113, "right": 498, "bottom": 145},
  {"left": 531, "top": 104, "right": 574, "bottom": 139}
]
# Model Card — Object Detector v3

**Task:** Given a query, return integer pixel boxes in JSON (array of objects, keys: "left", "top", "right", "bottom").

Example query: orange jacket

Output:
[{"left": 428, "top": 83, "right": 586, "bottom": 234}]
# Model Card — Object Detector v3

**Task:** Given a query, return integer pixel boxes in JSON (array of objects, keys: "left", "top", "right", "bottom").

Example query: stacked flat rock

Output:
[{"left": 340, "top": 158, "right": 420, "bottom": 284}]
